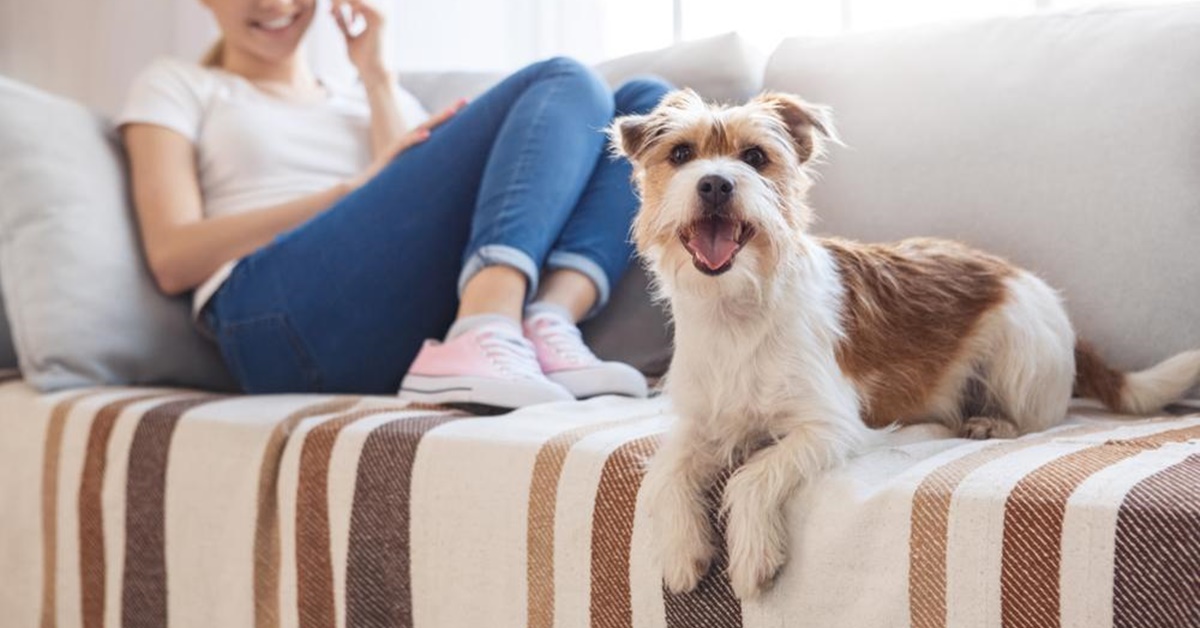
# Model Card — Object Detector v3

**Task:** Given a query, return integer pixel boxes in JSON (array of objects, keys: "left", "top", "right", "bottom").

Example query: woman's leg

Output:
[
  {"left": 205, "top": 57, "right": 613, "bottom": 396},
  {"left": 537, "top": 77, "right": 675, "bottom": 319},
  {"left": 513, "top": 77, "right": 674, "bottom": 400}
]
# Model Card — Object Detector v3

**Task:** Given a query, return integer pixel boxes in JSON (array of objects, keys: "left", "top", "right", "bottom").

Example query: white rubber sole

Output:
[
  {"left": 547, "top": 363, "right": 649, "bottom": 399},
  {"left": 398, "top": 374, "right": 573, "bottom": 409}
]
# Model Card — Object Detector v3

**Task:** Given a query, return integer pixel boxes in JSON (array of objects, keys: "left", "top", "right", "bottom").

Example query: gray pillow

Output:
[
  {"left": 765, "top": 4, "right": 1200, "bottom": 372},
  {"left": 0, "top": 76, "right": 234, "bottom": 392}
]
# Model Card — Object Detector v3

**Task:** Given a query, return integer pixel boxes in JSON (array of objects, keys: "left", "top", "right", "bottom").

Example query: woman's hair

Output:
[{"left": 201, "top": 37, "right": 225, "bottom": 67}]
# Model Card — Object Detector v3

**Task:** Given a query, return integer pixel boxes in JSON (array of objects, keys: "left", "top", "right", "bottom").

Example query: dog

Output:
[{"left": 608, "top": 89, "right": 1200, "bottom": 600}]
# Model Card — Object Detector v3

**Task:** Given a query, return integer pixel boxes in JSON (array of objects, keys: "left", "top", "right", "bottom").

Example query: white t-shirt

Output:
[{"left": 115, "top": 57, "right": 429, "bottom": 325}]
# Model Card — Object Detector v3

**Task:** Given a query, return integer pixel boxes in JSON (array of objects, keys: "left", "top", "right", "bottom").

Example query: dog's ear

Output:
[
  {"left": 609, "top": 114, "right": 653, "bottom": 161},
  {"left": 753, "top": 92, "right": 840, "bottom": 163},
  {"left": 610, "top": 88, "right": 705, "bottom": 162}
]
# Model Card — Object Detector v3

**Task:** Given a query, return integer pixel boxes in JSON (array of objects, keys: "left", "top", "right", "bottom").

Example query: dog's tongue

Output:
[{"left": 688, "top": 217, "right": 739, "bottom": 271}]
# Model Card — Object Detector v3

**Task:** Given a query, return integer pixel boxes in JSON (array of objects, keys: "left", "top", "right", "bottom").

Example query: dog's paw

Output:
[
  {"left": 645, "top": 468, "right": 717, "bottom": 594},
  {"left": 724, "top": 525, "right": 785, "bottom": 600},
  {"left": 722, "top": 471, "right": 787, "bottom": 600},
  {"left": 660, "top": 529, "right": 716, "bottom": 594},
  {"left": 959, "top": 416, "right": 1019, "bottom": 440}
]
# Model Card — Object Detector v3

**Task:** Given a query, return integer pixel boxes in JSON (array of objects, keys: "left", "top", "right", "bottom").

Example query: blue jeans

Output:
[{"left": 202, "top": 58, "right": 672, "bottom": 394}]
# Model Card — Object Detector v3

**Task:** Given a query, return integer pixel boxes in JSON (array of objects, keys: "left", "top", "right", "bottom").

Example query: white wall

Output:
[
  {"left": 0, "top": 0, "right": 605, "bottom": 114},
  {"left": 0, "top": 0, "right": 217, "bottom": 113}
]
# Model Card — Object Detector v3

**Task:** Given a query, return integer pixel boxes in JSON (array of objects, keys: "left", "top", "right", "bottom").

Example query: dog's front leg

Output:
[
  {"left": 643, "top": 425, "right": 723, "bottom": 593},
  {"left": 721, "top": 418, "right": 858, "bottom": 600}
]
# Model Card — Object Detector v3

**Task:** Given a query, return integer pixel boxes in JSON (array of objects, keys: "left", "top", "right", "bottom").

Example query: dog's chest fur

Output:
[{"left": 663, "top": 243, "right": 858, "bottom": 460}]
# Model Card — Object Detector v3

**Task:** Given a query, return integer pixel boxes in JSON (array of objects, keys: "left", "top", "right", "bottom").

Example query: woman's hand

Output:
[
  {"left": 332, "top": 0, "right": 389, "bottom": 82},
  {"left": 346, "top": 99, "right": 469, "bottom": 191}
]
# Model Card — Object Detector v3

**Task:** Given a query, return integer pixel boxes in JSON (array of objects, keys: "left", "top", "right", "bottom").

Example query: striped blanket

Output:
[{"left": 1, "top": 379, "right": 1197, "bottom": 628}]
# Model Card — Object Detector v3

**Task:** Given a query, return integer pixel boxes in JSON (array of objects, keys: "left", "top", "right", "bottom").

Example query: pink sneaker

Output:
[
  {"left": 398, "top": 321, "right": 573, "bottom": 409},
  {"left": 523, "top": 312, "right": 649, "bottom": 399}
]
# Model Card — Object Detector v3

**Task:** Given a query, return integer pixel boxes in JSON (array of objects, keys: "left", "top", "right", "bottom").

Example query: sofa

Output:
[{"left": 2, "top": 4, "right": 1199, "bottom": 627}]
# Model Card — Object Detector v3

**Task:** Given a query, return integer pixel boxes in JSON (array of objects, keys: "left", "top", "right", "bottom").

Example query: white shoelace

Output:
[
  {"left": 477, "top": 329, "right": 545, "bottom": 379},
  {"left": 529, "top": 315, "right": 599, "bottom": 367}
]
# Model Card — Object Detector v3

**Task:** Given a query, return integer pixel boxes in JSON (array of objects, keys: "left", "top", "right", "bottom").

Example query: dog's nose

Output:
[{"left": 697, "top": 174, "right": 734, "bottom": 207}]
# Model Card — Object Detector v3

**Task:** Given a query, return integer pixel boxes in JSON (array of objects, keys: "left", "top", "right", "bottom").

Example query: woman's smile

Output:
[{"left": 248, "top": 8, "right": 305, "bottom": 37}]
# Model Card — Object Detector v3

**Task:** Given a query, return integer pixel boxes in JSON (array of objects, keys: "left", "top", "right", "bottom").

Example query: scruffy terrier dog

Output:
[{"left": 609, "top": 89, "right": 1200, "bottom": 600}]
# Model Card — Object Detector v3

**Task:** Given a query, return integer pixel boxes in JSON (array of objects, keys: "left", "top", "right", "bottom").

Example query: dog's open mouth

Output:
[{"left": 679, "top": 216, "right": 755, "bottom": 276}]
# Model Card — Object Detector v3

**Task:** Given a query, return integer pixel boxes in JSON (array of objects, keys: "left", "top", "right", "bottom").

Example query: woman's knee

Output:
[
  {"left": 527, "top": 56, "right": 614, "bottom": 116},
  {"left": 614, "top": 76, "right": 674, "bottom": 115}
]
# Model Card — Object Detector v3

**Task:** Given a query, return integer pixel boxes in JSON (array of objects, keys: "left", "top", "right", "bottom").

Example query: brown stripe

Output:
[
  {"left": 908, "top": 422, "right": 1124, "bottom": 628},
  {"left": 344, "top": 412, "right": 470, "bottom": 628},
  {"left": 1000, "top": 424, "right": 1200, "bottom": 628},
  {"left": 77, "top": 393, "right": 179, "bottom": 628},
  {"left": 121, "top": 395, "right": 224, "bottom": 628},
  {"left": 39, "top": 389, "right": 105, "bottom": 628},
  {"left": 662, "top": 471, "right": 742, "bottom": 628},
  {"left": 1113, "top": 454, "right": 1200, "bottom": 627},
  {"left": 254, "top": 397, "right": 362, "bottom": 628},
  {"left": 589, "top": 435, "right": 662, "bottom": 628},
  {"left": 527, "top": 419, "right": 645, "bottom": 628},
  {"left": 295, "top": 406, "right": 410, "bottom": 628}
]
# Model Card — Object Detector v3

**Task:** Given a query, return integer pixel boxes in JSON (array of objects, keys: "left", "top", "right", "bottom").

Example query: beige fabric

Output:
[{"left": 3, "top": 376, "right": 1198, "bottom": 627}]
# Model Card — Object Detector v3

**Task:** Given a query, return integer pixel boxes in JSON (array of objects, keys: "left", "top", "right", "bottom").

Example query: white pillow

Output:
[
  {"left": 595, "top": 31, "right": 765, "bottom": 104},
  {"left": 400, "top": 32, "right": 765, "bottom": 115}
]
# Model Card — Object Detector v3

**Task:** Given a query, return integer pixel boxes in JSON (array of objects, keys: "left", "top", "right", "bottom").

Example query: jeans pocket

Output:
[{"left": 216, "top": 313, "right": 323, "bottom": 393}]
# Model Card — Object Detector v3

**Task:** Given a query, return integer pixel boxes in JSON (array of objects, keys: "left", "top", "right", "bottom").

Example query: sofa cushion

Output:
[
  {"left": 0, "top": 76, "right": 234, "bottom": 391},
  {"left": 764, "top": 4, "right": 1200, "bottom": 372}
]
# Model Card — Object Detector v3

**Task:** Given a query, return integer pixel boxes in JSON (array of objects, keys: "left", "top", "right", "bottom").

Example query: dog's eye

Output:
[
  {"left": 669, "top": 144, "right": 693, "bottom": 165},
  {"left": 742, "top": 147, "right": 768, "bottom": 169}
]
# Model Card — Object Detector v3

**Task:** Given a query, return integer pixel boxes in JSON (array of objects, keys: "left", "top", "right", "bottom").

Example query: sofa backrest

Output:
[
  {"left": 765, "top": 3, "right": 1200, "bottom": 370},
  {"left": 399, "top": 32, "right": 766, "bottom": 112}
]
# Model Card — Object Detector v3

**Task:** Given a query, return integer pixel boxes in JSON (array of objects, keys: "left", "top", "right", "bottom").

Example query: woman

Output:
[{"left": 118, "top": 0, "right": 672, "bottom": 409}]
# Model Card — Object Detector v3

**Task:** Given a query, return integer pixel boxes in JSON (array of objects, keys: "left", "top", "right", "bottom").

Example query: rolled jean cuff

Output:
[
  {"left": 458, "top": 244, "right": 541, "bottom": 301},
  {"left": 545, "top": 250, "right": 611, "bottom": 321}
]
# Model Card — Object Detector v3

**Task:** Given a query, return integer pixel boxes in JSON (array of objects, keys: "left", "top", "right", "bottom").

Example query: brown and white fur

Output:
[{"left": 609, "top": 89, "right": 1200, "bottom": 600}]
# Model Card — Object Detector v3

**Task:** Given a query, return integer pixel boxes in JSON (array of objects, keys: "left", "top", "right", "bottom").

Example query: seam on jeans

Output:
[{"left": 221, "top": 313, "right": 324, "bottom": 392}]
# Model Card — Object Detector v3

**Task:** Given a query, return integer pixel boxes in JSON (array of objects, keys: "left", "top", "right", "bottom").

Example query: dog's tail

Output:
[{"left": 1074, "top": 341, "right": 1200, "bottom": 414}]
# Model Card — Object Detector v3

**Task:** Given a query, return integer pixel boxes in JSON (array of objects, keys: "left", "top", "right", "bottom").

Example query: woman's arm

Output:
[
  {"left": 125, "top": 111, "right": 457, "bottom": 297},
  {"left": 124, "top": 123, "right": 351, "bottom": 296},
  {"left": 333, "top": 0, "right": 405, "bottom": 159},
  {"left": 362, "top": 71, "right": 407, "bottom": 160}
]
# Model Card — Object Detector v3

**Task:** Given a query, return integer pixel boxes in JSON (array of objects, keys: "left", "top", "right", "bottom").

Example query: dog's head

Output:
[{"left": 610, "top": 89, "right": 837, "bottom": 294}]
